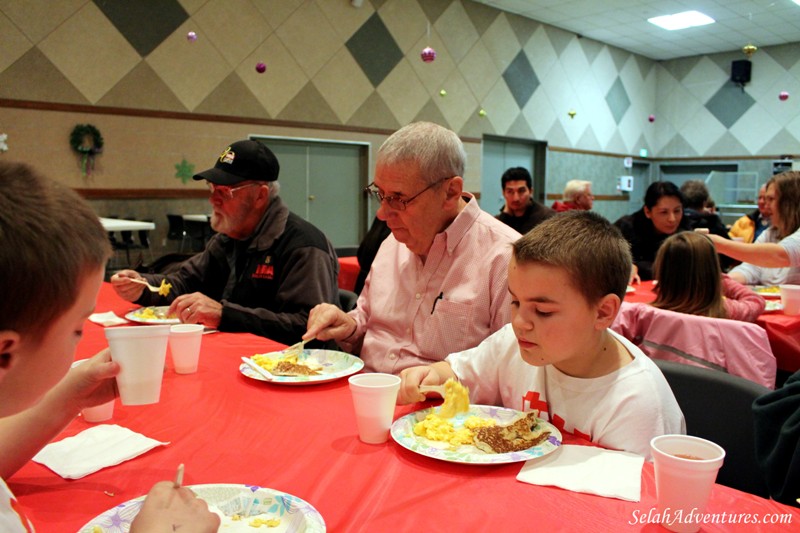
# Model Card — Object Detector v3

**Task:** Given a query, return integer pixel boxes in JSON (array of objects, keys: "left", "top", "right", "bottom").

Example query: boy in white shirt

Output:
[
  {"left": 0, "top": 162, "right": 219, "bottom": 532},
  {"left": 398, "top": 211, "right": 685, "bottom": 459}
]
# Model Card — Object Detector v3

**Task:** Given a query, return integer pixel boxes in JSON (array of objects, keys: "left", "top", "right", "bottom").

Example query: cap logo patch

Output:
[{"left": 219, "top": 147, "right": 235, "bottom": 165}]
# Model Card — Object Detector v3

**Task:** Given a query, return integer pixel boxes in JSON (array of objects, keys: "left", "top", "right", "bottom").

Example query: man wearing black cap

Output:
[{"left": 111, "top": 140, "right": 339, "bottom": 344}]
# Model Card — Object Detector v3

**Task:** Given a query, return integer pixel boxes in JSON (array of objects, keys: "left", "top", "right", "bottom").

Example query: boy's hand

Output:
[
  {"left": 110, "top": 270, "right": 147, "bottom": 301},
  {"left": 305, "top": 303, "right": 356, "bottom": 342},
  {"left": 398, "top": 365, "right": 443, "bottom": 405},
  {"left": 130, "top": 481, "right": 220, "bottom": 533},
  {"left": 58, "top": 349, "right": 119, "bottom": 414}
]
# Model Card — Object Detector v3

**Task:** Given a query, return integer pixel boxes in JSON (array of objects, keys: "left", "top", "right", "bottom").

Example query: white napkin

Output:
[
  {"left": 89, "top": 311, "right": 129, "bottom": 327},
  {"left": 33, "top": 424, "right": 169, "bottom": 479},
  {"left": 517, "top": 444, "right": 644, "bottom": 501}
]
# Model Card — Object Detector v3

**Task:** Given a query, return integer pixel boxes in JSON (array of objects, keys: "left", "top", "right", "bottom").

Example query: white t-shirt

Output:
[
  {"left": 731, "top": 227, "right": 800, "bottom": 285},
  {"left": 0, "top": 477, "right": 34, "bottom": 532},
  {"left": 446, "top": 325, "right": 686, "bottom": 459}
]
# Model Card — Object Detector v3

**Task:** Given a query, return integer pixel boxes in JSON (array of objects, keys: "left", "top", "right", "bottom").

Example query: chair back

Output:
[
  {"left": 339, "top": 289, "right": 358, "bottom": 312},
  {"left": 612, "top": 302, "right": 776, "bottom": 389},
  {"left": 653, "top": 359, "right": 770, "bottom": 497},
  {"left": 166, "top": 214, "right": 186, "bottom": 240}
]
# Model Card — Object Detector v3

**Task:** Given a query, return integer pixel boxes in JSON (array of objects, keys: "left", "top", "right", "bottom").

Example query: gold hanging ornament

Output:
[{"left": 742, "top": 44, "right": 757, "bottom": 58}]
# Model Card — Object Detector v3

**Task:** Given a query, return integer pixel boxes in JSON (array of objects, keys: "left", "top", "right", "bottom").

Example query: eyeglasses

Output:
[
  {"left": 364, "top": 176, "right": 453, "bottom": 211},
  {"left": 206, "top": 181, "right": 262, "bottom": 200}
]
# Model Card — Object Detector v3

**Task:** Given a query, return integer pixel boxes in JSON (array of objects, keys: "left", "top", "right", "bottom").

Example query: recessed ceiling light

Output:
[
  {"left": 648, "top": 10, "right": 715, "bottom": 31},
  {"left": 794, "top": 0, "right": 800, "bottom": 6}
]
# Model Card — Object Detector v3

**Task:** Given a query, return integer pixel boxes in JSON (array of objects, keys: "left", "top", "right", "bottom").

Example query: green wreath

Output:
[{"left": 70, "top": 124, "right": 104, "bottom": 176}]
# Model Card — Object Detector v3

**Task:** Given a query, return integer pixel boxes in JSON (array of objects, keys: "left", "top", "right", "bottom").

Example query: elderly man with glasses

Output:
[
  {"left": 304, "top": 122, "right": 521, "bottom": 374},
  {"left": 111, "top": 140, "right": 339, "bottom": 344}
]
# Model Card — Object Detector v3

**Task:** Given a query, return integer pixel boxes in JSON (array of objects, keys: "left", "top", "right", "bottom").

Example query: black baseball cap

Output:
[{"left": 193, "top": 140, "right": 280, "bottom": 185}]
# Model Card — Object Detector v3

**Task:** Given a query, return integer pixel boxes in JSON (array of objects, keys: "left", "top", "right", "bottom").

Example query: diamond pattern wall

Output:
[{"left": 0, "top": 0, "right": 798, "bottom": 158}]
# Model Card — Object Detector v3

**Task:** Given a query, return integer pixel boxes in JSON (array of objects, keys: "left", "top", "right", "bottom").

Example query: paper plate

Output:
[
  {"left": 124, "top": 306, "right": 180, "bottom": 324},
  {"left": 78, "top": 483, "right": 325, "bottom": 532},
  {"left": 391, "top": 405, "right": 561, "bottom": 465},
  {"left": 240, "top": 349, "right": 364, "bottom": 385}
]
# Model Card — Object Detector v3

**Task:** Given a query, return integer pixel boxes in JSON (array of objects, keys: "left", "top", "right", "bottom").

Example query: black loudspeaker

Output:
[{"left": 731, "top": 60, "right": 752, "bottom": 84}]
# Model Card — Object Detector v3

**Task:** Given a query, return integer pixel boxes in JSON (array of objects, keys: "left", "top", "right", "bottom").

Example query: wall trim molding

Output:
[{"left": 75, "top": 188, "right": 208, "bottom": 199}]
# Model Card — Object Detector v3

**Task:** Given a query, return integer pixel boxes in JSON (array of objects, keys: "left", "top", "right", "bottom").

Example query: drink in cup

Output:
[
  {"left": 650, "top": 435, "right": 726, "bottom": 533},
  {"left": 104, "top": 325, "right": 170, "bottom": 405},
  {"left": 169, "top": 324, "right": 204, "bottom": 374},
  {"left": 348, "top": 373, "right": 401, "bottom": 444},
  {"left": 780, "top": 284, "right": 800, "bottom": 316}
]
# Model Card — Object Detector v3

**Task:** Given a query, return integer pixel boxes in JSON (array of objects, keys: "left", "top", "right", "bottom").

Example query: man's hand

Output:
[
  {"left": 305, "top": 303, "right": 357, "bottom": 342},
  {"left": 169, "top": 293, "right": 222, "bottom": 329},
  {"left": 130, "top": 481, "right": 220, "bottom": 533},
  {"left": 110, "top": 270, "right": 146, "bottom": 301}
]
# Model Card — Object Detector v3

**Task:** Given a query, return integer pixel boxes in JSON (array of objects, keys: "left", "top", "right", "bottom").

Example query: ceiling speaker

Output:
[{"left": 731, "top": 60, "right": 752, "bottom": 85}]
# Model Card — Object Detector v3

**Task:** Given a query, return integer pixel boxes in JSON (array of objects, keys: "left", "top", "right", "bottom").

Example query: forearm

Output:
[
  {"left": 713, "top": 239, "right": 790, "bottom": 268},
  {"left": 0, "top": 388, "right": 78, "bottom": 478}
]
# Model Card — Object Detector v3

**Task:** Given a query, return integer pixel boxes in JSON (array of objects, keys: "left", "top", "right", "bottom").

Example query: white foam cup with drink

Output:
[
  {"left": 104, "top": 325, "right": 170, "bottom": 405},
  {"left": 780, "top": 284, "right": 800, "bottom": 316},
  {"left": 650, "top": 434, "right": 726, "bottom": 533},
  {"left": 169, "top": 324, "right": 204, "bottom": 374},
  {"left": 348, "top": 373, "right": 401, "bottom": 444}
]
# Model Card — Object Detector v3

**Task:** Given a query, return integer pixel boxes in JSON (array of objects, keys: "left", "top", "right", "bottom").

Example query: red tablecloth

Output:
[
  {"left": 626, "top": 282, "right": 800, "bottom": 372},
  {"left": 337, "top": 256, "right": 359, "bottom": 292},
  {"left": 10, "top": 284, "right": 799, "bottom": 532}
]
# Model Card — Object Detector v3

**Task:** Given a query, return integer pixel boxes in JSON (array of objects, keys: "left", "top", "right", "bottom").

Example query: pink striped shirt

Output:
[{"left": 342, "top": 195, "right": 521, "bottom": 374}]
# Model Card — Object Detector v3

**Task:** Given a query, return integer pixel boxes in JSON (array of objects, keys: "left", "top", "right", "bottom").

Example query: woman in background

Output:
[
  {"left": 713, "top": 172, "right": 800, "bottom": 286},
  {"left": 652, "top": 232, "right": 765, "bottom": 322},
  {"left": 614, "top": 181, "right": 689, "bottom": 281}
]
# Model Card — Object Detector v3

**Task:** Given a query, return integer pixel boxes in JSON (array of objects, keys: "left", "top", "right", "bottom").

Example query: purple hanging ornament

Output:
[
  {"left": 648, "top": 114, "right": 655, "bottom": 122},
  {"left": 256, "top": 62, "right": 267, "bottom": 74},
  {"left": 421, "top": 47, "right": 436, "bottom": 63},
  {"left": 187, "top": 31, "right": 197, "bottom": 42},
  {"left": 779, "top": 91, "right": 790, "bottom": 101}
]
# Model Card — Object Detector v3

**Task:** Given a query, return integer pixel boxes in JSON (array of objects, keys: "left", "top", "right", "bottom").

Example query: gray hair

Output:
[
  {"left": 376, "top": 122, "right": 466, "bottom": 186},
  {"left": 563, "top": 179, "right": 592, "bottom": 201}
]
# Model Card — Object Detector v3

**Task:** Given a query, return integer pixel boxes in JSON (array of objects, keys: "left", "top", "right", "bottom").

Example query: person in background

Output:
[
  {"left": 353, "top": 216, "right": 391, "bottom": 295},
  {"left": 729, "top": 183, "right": 772, "bottom": 243},
  {"left": 680, "top": 180, "right": 730, "bottom": 239},
  {"left": 0, "top": 161, "right": 219, "bottom": 532},
  {"left": 712, "top": 172, "right": 800, "bottom": 286},
  {"left": 551, "top": 179, "right": 594, "bottom": 212},
  {"left": 614, "top": 181, "right": 689, "bottom": 281},
  {"left": 111, "top": 140, "right": 339, "bottom": 345},
  {"left": 752, "top": 369, "right": 800, "bottom": 508},
  {"left": 304, "top": 122, "right": 521, "bottom": 374},
  {"left": 705, "top": 197, "right": 717, "bottom": 214},
  {"left": 651, "top": 232, "right": 765, "bottom": 322},
  {"left": 495, "top": 167, "right": 555, "bottom": 234},
  {"left": 397, "top": 211, "right": 685, "bottom": 460}
]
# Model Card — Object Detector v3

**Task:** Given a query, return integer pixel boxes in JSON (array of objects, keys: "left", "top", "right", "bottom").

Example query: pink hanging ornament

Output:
[
  {"left": 421, "top": 47, "right": 436, "bottom": 63},
  {"left": 255, "top": 62, "right": 267, "bottom": 74},
  {"left": 779, "top": 91, "right": 789, "bottom": 101},
  {"left": 648, "top": 114, "right": 655, "bottom": 122},
  {"left": 187, "top": 31, "right": 197, "bottom": 42}
]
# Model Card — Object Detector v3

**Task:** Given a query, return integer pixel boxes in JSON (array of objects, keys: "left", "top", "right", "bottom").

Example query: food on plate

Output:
[
  {"left": 438, "top": 378, "right": 470, "bottom": 418},
  {"left": 413, "top": 413, "right": 495, "bottom": 445},
  {"left": 208, "top": 505, "right": 281, "bottom": 529},
  {"left": 158, "top": 279, "right": 172, "bottom": 296},
  {"left": 754, "top": 285, "right": 780, "bottom": 295},
  {"left": 132, "top": 306, "right": 176, "bottom": 320},
  {"left": 251, "top": 352, "right": 322, "bottom": 376},
  {"left": 472, "top": 411, "right": 550, "bottom": 454}
]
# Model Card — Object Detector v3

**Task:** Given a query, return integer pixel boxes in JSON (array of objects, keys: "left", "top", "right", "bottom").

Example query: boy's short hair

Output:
[
  {"left": 512, "top": 211, "right": 631, "bottom": 303},
  {"left": 0, "top": 161, "right": 110, "bottom": 338}
]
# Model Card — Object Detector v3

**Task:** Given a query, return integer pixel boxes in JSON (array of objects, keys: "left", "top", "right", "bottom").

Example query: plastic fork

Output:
[{"left": 129, "top": 278, "right": 161, "bottom": 292}]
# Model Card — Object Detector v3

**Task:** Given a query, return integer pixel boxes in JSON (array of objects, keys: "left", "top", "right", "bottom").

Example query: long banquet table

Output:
[
  {"left": 10, "top": 284, "right": 800, "bottom": 531},
  {"left": 626, "top": 281, "right": 800, "bottom": 373}
]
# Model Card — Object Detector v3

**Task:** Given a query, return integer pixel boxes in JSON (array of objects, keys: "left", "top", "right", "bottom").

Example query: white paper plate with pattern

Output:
[
  {"left": 391, "top": 404, "right": 562, "bottom": 465},
  {"left": 124, "top": 306, "right": 180, "bottom": 324},
  {"left": 239, "top": 349, "right": 364, "bottom": 385},
  {"left": 78, "top": 483, "right": 325, "bottom": 532}
]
